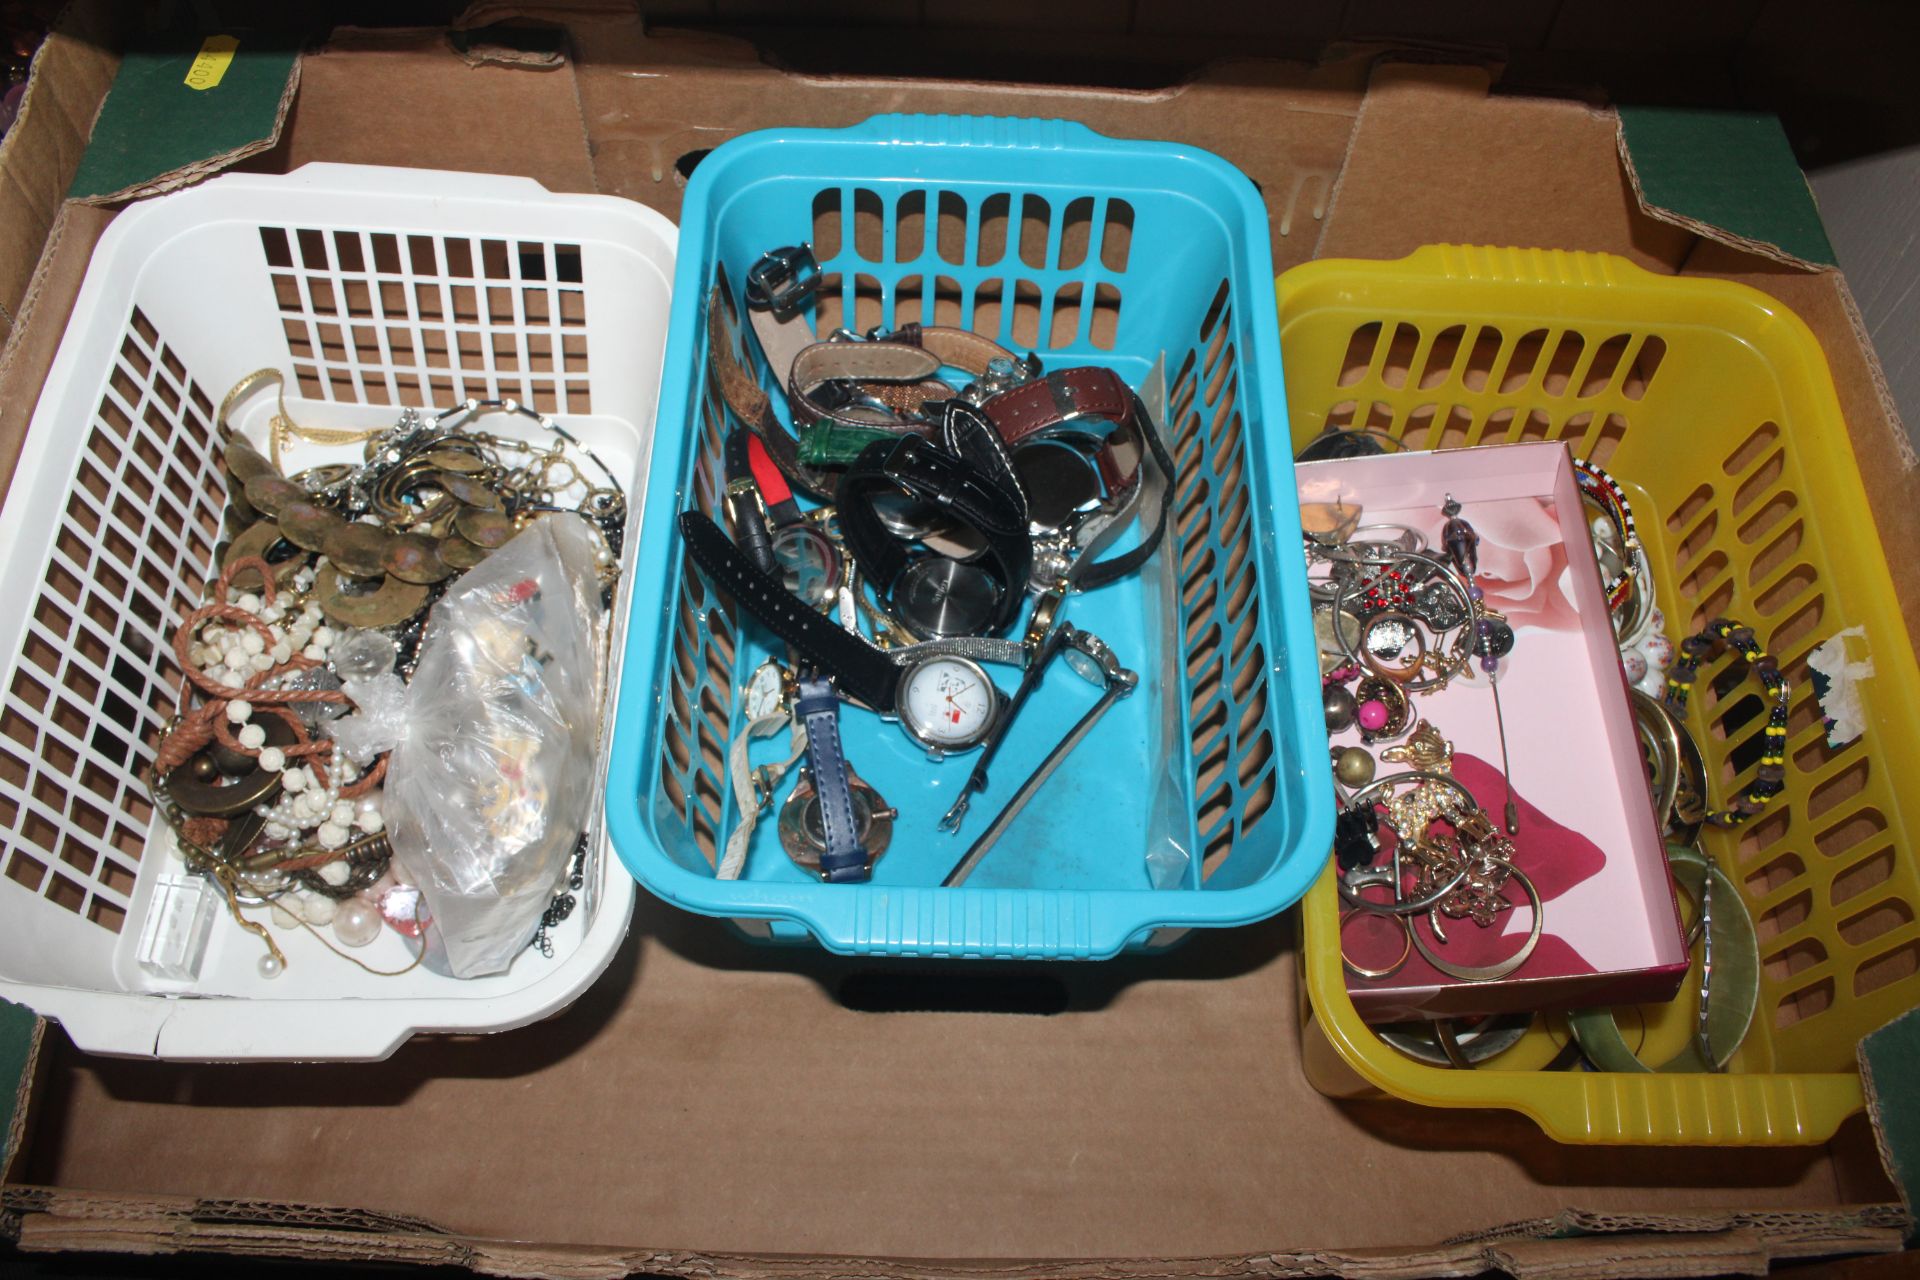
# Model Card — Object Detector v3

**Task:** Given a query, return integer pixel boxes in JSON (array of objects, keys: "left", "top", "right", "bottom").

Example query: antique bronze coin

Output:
[
  {"left": 453, "top": 506, "right": 516, "bottom": 549},
  {"left": 222, "top": 520, "right": 306, "bottom": 591},
  {"left": 437, "top": 537, "right": 489, "bottom": 570},
  {"left": 322, "top": 523, "right": 394, "bottom": 579},
  {"left": 241, "top": 474, "right": 303, "bottom": 517},
  {"left": 383, "top": 533, "right": 455, "bottom": 584},
  {"left": 436, "top": 471, "right": 504, "bottom": 512},
  {"left": 423, "top": 448, "right": 490, "bottom": 474},
  {"left": 278, "top": 501, "right": 349, "bottom": 552},
  {"left": 224, "top": 434, "right": 278, "bottom": 483},
  {"left": 314, "top": 563, "right": 429, "bottom": 629}
]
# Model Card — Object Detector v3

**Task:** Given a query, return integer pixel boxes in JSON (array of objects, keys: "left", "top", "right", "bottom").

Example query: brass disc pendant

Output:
[
  {"left": 453, "top": 506, "right": 516, "bottom": 549},
  {"left": 438, "top": 537, "right": 489, "bottom": 570},
  {"left": 436, "top": 472, "right": 504, "bottom": 511},
  {"left": 369, "top": 458, "right": 451, "bottom": 524},
  {"left": 222, "top": 520, "right": 307, "bottom": 591},
  {"left": 224, "top": 434, "right": 278, "bottom": 483},
  {"left": 322, "top": 523, "right": 393, "bottom": 579},
  {"left": 384, "top": 533, "right": 455, "bottom": 584},
  {"left": 242, "top": 474, "right": 304, "bottom": 518},
  {"left": 162, "top": 715, "right": 297, "bottom": 817},
  {"left": 314, "top": 563, "right": 430, "bottom": 629},
  {"left": 226, "top": 482, "right": 261, "bottom": 526},
  {"left": 278, "top": 500, "right": 349, "bottom": 552},
  {"left": 423, "top": 448, "right": 490, "bottom": 474}
]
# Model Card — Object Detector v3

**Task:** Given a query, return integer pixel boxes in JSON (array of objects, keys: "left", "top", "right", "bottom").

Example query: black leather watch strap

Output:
[
  {"left": 837, "top": 431, "right": 1033, "bottom": 634},
  {"left": 679, "top": 511, "right": 902, "bottom": 713},
  {"left": 1067, "top": 388, "right": 1177, "bottom": 592},
  {"left": 794, "top": 674, "right": 870, "bottom": 883}
]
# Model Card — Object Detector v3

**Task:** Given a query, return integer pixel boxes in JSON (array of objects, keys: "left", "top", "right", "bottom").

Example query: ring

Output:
[
  {"left": 1331, "top": 549, "right": 1473, "bottom": 692},
  {"left": 1340, "top": 907, "right": 1412, "bottom": 980}
]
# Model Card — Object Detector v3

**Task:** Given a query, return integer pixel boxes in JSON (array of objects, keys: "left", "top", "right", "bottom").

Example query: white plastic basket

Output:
[{"left": 0, "top": 164, "right": 675, "bottom": 1060}]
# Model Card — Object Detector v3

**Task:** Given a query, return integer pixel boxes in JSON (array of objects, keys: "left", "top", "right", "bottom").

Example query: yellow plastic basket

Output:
[{"left": 1280, "top": 245, "right": 1920, "bottom": 1145}]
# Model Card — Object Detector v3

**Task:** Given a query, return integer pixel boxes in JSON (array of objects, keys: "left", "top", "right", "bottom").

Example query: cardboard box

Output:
[
  {"left": 1299, "top": 444, "right": 1690, "bottom": 1022},
  {"left": 0, "top": 9, "right": 1914, "bottom": 1277}
]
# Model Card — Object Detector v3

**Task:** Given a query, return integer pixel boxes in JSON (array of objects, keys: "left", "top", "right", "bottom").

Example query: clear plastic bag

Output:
[{"left": 386, "top": 515, "right": 608, "bottom": 977}]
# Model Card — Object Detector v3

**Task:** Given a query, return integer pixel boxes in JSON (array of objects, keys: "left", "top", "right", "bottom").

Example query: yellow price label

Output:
[{"left": 184, "top": 35, "right": 239, "bottom": 92}]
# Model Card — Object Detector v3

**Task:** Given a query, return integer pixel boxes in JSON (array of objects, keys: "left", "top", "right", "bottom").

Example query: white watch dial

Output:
[
  {"left": 744, "top": 660, "right": 786, "bottom": 720},
  {"left": 899, "top": 657, "right": 996, "bottom": 750}
]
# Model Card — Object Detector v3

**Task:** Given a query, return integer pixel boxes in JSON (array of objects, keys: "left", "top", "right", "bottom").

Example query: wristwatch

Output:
[
  {"left": 977, "top": 367, "right": 1177, "bottom": 592},
  {"left": 890, "top": 652, "right": 1004, "bottom": 759},
  {"left": 836, "top": 413, "right": 1032, "bottom": 639},
  {"left": 679, "top": 510, "right": 904, "bottom": 712},
  {"left": 786, "top": 673, "right": 874, "bottom": 883}
]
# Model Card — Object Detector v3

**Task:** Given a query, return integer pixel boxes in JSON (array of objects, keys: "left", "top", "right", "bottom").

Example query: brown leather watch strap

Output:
[
  {"left": 789, "top": 341, "right": 951, "bottom": 430},
  {"left": 981, "top": 367, "right": 1133, "bottom": 447},
  {"left": 707, "top": 287, "right": 838, "bottom": 502},
  {"left": 881, "top": 324, "right": 1017, "bottom": 377}
]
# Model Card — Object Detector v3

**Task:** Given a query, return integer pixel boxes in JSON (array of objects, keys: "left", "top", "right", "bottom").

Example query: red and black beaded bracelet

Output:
[{"left": 1663, "top": 616, "right": 1790, "bottom": 828}]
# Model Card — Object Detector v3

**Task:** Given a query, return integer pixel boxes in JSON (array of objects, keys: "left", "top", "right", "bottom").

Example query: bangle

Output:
[{"left": 1663, "top": 617, "right": 1789, "bottom": 828}]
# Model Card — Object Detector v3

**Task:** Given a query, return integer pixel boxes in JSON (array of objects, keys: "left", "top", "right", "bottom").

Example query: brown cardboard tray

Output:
[{"left": 0, "top": 11, "right": 1913, "bottom": 1277}]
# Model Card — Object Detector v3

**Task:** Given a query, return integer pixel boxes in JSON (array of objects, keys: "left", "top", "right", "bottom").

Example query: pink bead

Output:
[{"left": 1357, "top": 699, "right": 1389, "bottom": 731}]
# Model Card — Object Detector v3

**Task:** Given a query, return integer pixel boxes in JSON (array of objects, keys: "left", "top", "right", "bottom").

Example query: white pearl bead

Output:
[
  {"left": 263, "top": 821, "right": 290, "bottom": 841},
  {"left": 257, "top": 747, "right": 286, "bottom": 773},
  {"left": 333, "top": 900, "right": 381, "bottom": 948},
  {"left": 281, "top": 767, "right": 309, "bottom": 793},
  {"left": 237, "top": 724, "right": 266, "bottom": 749},
  {"left": 241, "top": 631, "right": 265, "bottom": 656},
  {"left": 258, "top": 953, "right": 286, "bottom": 979},
  {"left": 224, "top": 646, "right": 249, "bottom": 671},
  {"left": 315, "top": 821, "right": 349, "bottom": 850},
  {"left": 355, "top": 809, "right": 385, "bottom": 834},
  {"left": 227, "top": 699, "right": 253, "bottom": 723},
  {"left": 329, "top": 801, "right": 356, "bottom": 826}
]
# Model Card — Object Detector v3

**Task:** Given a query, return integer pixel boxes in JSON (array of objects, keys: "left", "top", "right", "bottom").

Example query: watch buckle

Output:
[{"left": 744, "top": 245, "right": 821, "bottom": 322}]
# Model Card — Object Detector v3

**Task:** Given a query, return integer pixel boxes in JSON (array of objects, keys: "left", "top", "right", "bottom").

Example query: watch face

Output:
[
  {"left": 771, "top": 524, "right": 842, "bottom": 607},
  {"left": 897, "top": 656, "right": 998, "bottom": 752},
  {"left": 743, "top": 660, "right": 787, "bottom": 721},
  {"left": 894, "top": 557, "right": 1002, "bottom": 639},
  {"left": 1012, "top": 439, "right": 1102, "bottom": 534},
  {"left": 870, "top": 488, "right": 987, "bottom": 562},
  {"left": 1064, "top": 633, "right": 1116, "bottom": 686}
]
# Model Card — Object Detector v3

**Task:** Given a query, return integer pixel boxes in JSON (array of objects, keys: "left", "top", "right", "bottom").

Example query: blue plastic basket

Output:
[{"left": 604, "top": 114, "right": 1332, "bottom": 958}]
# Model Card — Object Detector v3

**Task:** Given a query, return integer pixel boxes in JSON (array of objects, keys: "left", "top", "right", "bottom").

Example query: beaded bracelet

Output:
[
  {"left": 1663, "top": 616, "right": 1790, "bottom": 827},
  {"left": 1572, "top": 459, "right": 1639, "bottom": 614}
]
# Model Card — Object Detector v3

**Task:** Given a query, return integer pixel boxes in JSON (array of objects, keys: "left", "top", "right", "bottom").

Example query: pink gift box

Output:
[{"left": 1297, "top": 442, "right": 1690, "bottom": 1022}]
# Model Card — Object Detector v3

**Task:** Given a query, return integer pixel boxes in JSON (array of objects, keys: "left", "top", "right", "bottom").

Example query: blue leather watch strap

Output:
[{"left": 795, "top": 675, "right": 869, "bottom": 883}]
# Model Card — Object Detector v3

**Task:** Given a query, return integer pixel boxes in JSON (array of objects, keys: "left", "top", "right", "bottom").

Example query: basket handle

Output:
[
  {"left": 772, "top": 885, "right": 1186, "bottom": 960},
  {"left": 841, "top": 113, "right": 1115, "bottom": 151}
]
